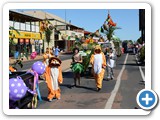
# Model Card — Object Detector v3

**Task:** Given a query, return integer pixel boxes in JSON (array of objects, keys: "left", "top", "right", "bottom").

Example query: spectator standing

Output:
[{"left": 54, "top": 46, "right": 60, "bottom": 57}]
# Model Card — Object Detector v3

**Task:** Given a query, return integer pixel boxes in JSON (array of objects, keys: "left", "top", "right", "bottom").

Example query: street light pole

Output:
[{"left": 65, "top": 9, "right": 67, "bottom": 52}]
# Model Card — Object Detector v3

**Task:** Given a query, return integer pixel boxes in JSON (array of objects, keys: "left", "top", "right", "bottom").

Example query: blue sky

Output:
[
  {"left": 22, "top": 9, "right": 141, "bottom": 41},
  {"left": 45, "top": 9, "right": 140, "bottom": 41}
]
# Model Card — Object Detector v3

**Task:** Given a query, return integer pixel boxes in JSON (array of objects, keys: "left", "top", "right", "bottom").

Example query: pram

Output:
[{"left": 9, "top": 71, "right": 36, "bottom": 109}]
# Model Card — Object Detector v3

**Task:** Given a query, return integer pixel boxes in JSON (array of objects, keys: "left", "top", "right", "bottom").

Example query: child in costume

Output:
[
  {"left": 43, "top": 47, "right": 54, "bottom": 67},
  {"left": 44, "top": 57, "right": 63, "bottom": 101},
  {"left": 71, "top": 48, "right": 83, "bottom": 87},
  {"left": 105, "top": 48, "right": 114, "bottom": 80},
  {"left": 90, "top": 45, "right": 106, "bottom": 91}
]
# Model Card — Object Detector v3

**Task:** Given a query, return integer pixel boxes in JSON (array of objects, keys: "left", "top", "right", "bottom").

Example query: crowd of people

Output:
[{"left": 42, "top": 44, "right": 118, "bottom": 102}]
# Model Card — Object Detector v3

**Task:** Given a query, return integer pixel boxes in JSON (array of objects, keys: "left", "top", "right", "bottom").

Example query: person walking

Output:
[
  {"left": 71, "top": 48, "right": 83, "bottom": 87},
  {"left": 54, "top": 46, "right": 60, "bottom": 57},
  {"left": 90, "top": 45, "right": 106, "bottom": 91},
  {"left": 108, "top": 48, "right": 115, "bottom": 80},
  {"left": 44, "top": 57, "right": 63, "bottom": 101},
  {"left": 105, "top": 47, "right": 112, "bottom": 80}
]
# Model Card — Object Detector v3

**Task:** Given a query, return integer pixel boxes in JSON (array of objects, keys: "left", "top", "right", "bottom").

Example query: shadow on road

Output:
[
  {"left": 60, "top": 84, "right": 73, "bottom": 89},
  {"left": 62, "top": 72, "right": 73, "bottom": 78},
  {"left": 75, "top": 85, "right": 97, "bottom": 92},
  {"left": 119, "top": 63, "right": 139, "bottom": 66}
]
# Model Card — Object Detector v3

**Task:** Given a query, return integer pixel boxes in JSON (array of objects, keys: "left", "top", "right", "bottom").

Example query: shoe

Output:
[
  {"left": 111, "top": 76, "right": 114, "bottom": 80},
  {"left": 48, "top": 99, "right": 53, "bottom": 102},
  {"left": 97, "top": 88, "right": 101, "bottom": 92},
  {"left": 57, "top": 97, "right": 61, "bottom": 100}
]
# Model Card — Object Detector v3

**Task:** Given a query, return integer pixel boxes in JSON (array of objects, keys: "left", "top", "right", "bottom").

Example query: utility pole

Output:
[{"left": 65, "top": 9, "right": 67, "bottom": 52}]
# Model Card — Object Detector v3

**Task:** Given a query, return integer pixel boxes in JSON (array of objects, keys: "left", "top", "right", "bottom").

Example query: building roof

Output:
[
  {"left": 23, "top": 10, "right": 69, "bottom": 24},
  {"left": 23, "top": 10, "right": 85, "bottom": 30},
  {"left": 9, "top": 10, "right": 43, "bottom": 22},
  {"left": 84, "top": 31, "right": 92, "bottom": 34}
]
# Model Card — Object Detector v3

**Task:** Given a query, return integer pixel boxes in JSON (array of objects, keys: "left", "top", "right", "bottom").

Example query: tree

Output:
[
  {"left": 45, "top": 27, "right": 53, "bottom": 47},
  {"left": 137, "top": 37, "right": 143, "bottom": 44}
]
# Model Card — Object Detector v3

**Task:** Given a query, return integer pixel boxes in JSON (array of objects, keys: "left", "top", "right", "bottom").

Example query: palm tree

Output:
[
  {"left": 107, "top": 26, "right": 121, "bottom": 41},
  {"left": 45, "top": 27, "right": 53, "bottom": 47},
  {"left": 9, "top": 26, "right": 20, "bottom": 45}
]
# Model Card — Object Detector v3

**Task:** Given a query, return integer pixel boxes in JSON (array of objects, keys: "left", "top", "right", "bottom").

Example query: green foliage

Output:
[
  {"left": 9, "top": 26, "right": 20, "bottom": 45},
  {"left": 113, "top": 41, "right": 121, "bottom": 57},
  {"left": 82, "top": 49, "right": 94, "bottom": 72},
  {"left": 139, "top": 46, "right": 145, "bottom": 62},
  {"left": 45, "top": 27, "right": 53, "bottom": 46},
  {"left": 128, "top": 40, "right": 133, "bottom": 44},
  {"left": 137, "top": 37, "right": 143, "bottom": 44},
  {"left": 107, "top": 26, "right": 121, "bottom": 41}
]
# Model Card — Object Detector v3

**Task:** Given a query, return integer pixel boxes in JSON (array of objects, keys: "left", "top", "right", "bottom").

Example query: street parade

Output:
[{"left": 8, "top": 9, "right": 145, "bottom": 109}]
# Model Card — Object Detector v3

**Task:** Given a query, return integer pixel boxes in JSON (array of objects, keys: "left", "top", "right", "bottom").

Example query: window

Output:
[
  {"left": 20, "top": 23, "right": 25, "bottom": 31},
  {"left": 14, "top": 22, "right": 20, "bottom": 30},
  {"left": 26, "top": 24, "right": 30, "bottom": 31},
  {"left": 31, "top": 25, "right": 35, "bottom": 32},
  {"left": 36, "top": 26, "right": 39, "bottom": 32},
  {"left": 9, "top": 21, "right": 13, "bottom": 27}
]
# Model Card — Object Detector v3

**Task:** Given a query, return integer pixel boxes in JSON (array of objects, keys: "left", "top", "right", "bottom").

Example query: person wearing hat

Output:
[
  {"left": 44, "top": 57, "right": 63, "bottom": 101},
  {"left": 90, "top": 45, "right": 106, "bottom": 91}
]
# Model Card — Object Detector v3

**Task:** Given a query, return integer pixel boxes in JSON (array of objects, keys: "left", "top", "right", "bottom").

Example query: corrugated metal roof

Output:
[
  {"left": 23, "top": 10, "right": 84, "bottom": 29},
  {"left": 9, "top": 10, "right": 43, "bottom": 20},
  {"left": 23, "top": 10, "right": 68, "bottom": 24}
]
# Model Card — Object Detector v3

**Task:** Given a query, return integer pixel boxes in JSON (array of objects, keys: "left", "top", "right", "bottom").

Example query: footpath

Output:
[{"left": 9, "top": 54, "right": 72, "bottom": 72}]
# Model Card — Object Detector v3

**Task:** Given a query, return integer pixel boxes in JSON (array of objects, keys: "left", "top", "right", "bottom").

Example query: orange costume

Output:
[
  {"left": 90, "top": 45, "right": 106, "bottom": 91},
  {"left": 44, "top": 57, "right": 63, "bottom": 101}
]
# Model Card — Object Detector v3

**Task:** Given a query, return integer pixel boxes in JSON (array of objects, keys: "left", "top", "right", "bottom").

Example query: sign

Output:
[{"left": 9, "top": 30, "right": 42, "bottom": 39}]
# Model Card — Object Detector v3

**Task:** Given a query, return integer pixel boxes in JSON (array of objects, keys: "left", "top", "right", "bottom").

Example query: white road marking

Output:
[
  {"left": 135, "top": 54, "right": 145, "bottom": 81},
  {"left": 104, "top": 53, "right": 128, "bottom": 109},
  {"left": 139, "top": 66, "right": 145, "bottom": 81}
]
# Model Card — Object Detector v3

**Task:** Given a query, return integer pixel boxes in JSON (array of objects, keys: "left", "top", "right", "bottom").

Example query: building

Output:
[
  {"left": 84, "top": 30, "right": 92, "bottom": 38},
  {"left": 9, "top": 10, "right": 44, "bottom": 57},
  {"left": 24, "top": 10, "right": 84, "bottom": 52},
  {"left": 139, "top": 9, "right": 145, "bottom": 42},
  {"left": 55, "top": 24, "right": 84, "bottom": 52}
]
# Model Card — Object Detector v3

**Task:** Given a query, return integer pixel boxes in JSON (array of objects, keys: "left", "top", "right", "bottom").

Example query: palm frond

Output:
[{"left": 9, "top": 26, "right": 20, "bottom": 35}]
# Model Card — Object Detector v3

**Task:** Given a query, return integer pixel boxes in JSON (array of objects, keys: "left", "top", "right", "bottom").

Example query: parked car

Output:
[{"left": 127, "top": 47, "right": 133, "bottom": 53}]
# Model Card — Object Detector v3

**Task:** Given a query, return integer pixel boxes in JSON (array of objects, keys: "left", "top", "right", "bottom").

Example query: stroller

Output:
[{"left": 9, "top": 71, "right": 37, "bottom": 109}]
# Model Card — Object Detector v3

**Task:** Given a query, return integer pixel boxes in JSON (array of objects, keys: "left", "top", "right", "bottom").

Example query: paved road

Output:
[
  {"left": 13, "top": 54, "right": 73, "bottom": 71},
  {"left": 36, "top": 53, "right": 145, "bottom": 109}
]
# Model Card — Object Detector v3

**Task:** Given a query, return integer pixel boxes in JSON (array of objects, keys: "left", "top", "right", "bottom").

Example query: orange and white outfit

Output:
[
  {"left": 44, "top": 57, "right": 63, "bottom": 101},
  {"left": 90, "top": 45, "right": 106, "bottom": 91}
]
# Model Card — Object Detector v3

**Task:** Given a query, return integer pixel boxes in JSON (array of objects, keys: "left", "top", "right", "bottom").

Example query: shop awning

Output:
[{"left": 9, "top": 30, "right": 44, "bottom": 40}]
